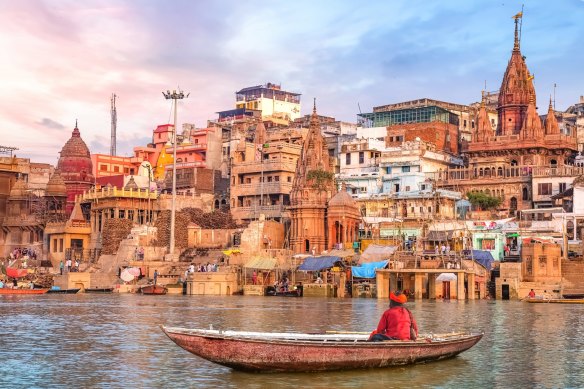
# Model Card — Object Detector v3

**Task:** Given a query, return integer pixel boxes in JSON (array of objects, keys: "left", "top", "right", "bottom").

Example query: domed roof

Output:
[
  {"left": 9, "top": 179, "right": 28, "bottom": 198},
  {"left": 45, "top": 170, "right": 67, "bottom": 197},
  {"left": 329, "top": 183, "right": 358, "bottom": 208},
  {"left": 57, "top": 123, "right": 94, "bottom": 184}
]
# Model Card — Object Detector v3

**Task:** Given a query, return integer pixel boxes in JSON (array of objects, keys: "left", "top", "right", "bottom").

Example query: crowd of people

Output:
[{"left": 9, "top": 247, "right": 38, "bottom": 261}]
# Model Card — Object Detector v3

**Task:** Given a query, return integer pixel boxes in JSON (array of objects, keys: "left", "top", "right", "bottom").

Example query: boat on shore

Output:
[
  {"left": 84, "top": 288, "right": 114, "bottom": 293},
  {"left": 140, "top": 284, "right": 168, "bottom": 295},
  {"left": 161, "top": 326, "right": 483, "bottom": 372},
  {"left": 525, "top": 298, "right": 584, "bottom": 304},
  {"left": 0, "top": 288, "right": 49, "bottom": 295},
  {"left": 266, "top": 285, "right": 302, "bottom": 297}
]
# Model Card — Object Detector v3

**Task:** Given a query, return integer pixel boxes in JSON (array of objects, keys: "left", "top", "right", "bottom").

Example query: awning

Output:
[
  {"left": 327, "top": 249, "right": 355, "bottom": 258},
  {"left": 359, "top": 244, "right": 398, "bottom": 264},
  {"left": 244, "top": 257, "right": 277, "bottom": 270},
  {"left": 222, "top": 249, "right": 241, "bottom": 256},
  {"left": 425, "top": 230, "right": 454, "bottom": 241},
  {"left": 351, "top": 260, "right": 388, "bottom": 278},
  {"left": 436, "top": 273, "right": 457, "bottom": 282},
  {"left": 298, "top": 256, "right": 341, "bottom": 271},
  {"left": 506, "top": 233, "right": 520, "bottom": 237},
  {"left": 464, "top": 250, "right": 494, "bottom": 270}
]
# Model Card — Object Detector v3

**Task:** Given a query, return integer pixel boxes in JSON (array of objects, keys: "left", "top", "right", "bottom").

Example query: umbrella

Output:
[
  {"left": 120, "top": 269, "right": 135, "bottom": 282},
  {"left": 436, "top": 273, "right": 457, "bottom": 282},
  {"left": 127, "top": 267, "right": 141, "bottom": 277}
]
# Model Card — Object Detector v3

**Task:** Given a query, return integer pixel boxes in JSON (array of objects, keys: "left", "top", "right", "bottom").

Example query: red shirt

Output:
[{"left": 376, "top": 306, "right": 419, "bottom": 340}]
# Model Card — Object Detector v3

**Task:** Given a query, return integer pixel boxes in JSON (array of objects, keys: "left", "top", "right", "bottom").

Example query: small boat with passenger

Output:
[
  {"left": 161, "top": 326, "right": 483, "bottom": 372},
  {"left": 140, "top": 284, "right": 168, "bottom": 295}
]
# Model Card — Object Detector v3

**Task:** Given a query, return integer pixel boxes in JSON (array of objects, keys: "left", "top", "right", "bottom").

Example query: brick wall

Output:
[{"left": 386, "top": 122, "right": 459, "bottom": 154}]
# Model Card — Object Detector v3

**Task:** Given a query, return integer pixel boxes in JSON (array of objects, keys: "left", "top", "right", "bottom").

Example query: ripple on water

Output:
[{"left": 1, "top": 295, "right": 584, "bottom": 388}]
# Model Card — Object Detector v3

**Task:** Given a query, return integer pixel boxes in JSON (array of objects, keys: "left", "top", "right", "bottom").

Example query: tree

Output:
[
  {"left": 306, "top": 169, "right": 334, "bottom": 192},
  {"left": 467, "top": 191, "right": 501, "bottom": 211}
]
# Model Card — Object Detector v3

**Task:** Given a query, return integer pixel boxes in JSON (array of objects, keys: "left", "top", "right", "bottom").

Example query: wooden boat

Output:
[
  {"left": 0, "top": 288, "right": 49, "bottom": 295},
  {"left": 525, "top": 298, "right": 584, "bottom": 304},
  {"left": 47, "top": 288, "right": 81, "bottom": 294},
  {"left": 266, "top": 285, "right": 302, "bottom": 297},
  {"left": 140, "top": 284, "right": 168, "bottom": 295},
  {"left": 84, "top": 287, "right": 114, "bottom": 293},
  {"left": 161, "top": 326, "right": 483, "bottom": 372}
]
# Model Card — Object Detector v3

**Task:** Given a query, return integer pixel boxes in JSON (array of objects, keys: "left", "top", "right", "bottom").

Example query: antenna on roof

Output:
[
  {"left": 110, "top": 93, "right": 117, "bottom": 156},
  {"left": 553, "top": 83, "right": 557, "bottom": 110}
]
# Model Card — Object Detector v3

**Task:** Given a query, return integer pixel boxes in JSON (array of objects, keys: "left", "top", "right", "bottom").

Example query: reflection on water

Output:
[{"left": 1, "top": 295, "right": 584, "bottom": 388}]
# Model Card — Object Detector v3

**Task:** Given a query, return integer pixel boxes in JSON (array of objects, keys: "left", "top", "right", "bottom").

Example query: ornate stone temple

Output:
[
  {"left": 289, "top": 101, "right": 335, "bottom": 254},
  {"left": 327, "top": 183, "right": 361, "bottom": 251},
  {"left": 57, "top": 122, "right": 95, "bottom": 215},
  {"left": 434, "top": 15, "right": 578, "bottom": 214}
]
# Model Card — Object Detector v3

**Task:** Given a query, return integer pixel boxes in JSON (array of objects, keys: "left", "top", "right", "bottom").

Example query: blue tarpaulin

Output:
[
  {"left": 298, "top": 256, "right": 341, "bottom": 271},
  {"left": 466, "top": 250, "right": 494, "bottom": 270},
  {"left": 351, "top": 260, "right": 388, "bottom": 278}
]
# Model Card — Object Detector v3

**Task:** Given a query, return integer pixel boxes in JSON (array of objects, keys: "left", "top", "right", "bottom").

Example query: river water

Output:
[{"left": 1, "top": 294, "right": 583, "bottom": 388}]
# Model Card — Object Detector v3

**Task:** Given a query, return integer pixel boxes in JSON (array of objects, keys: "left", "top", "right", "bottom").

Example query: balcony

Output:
[
  {"left": 532, "top": 166, "right": 584, "bottom": 178},
  {"left": 232, "top": 182, "right": 293, "bottom": 196},
  {"left": 164, "top": 161, "right": 207, "bottom": 170},
  {"left": 231, "top": 205, "right": 289, "bottom": 220},
  {"left": 233, "top": 160, "right": 298, "bottom": 174},
  {"left": 79, "top": 187, "right": 158, "bottom": 202}
]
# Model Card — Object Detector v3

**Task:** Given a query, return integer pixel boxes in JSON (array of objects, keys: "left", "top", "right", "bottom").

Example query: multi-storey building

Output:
[
  {"left": 229, "top": 120, "right": 305, "bottom": 223},
  {"left": 235, "top": 83, "right": 301, "bottom": 122},
  {"left": 337, "top": 137, "right": 384, "bottom": 196}
]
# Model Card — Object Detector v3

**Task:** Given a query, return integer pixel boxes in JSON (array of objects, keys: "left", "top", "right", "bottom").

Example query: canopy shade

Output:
[
  {"left": 359, "top": 244, "right": 398, "bottom": 264},
  {"left": 425, "top": 230, "right": 454, "bottom": 241},
  {"left": 298, "top": 256, "right": 341, "bottom": 271},
  {"left": 436, "top": 273, "right": 457, "bottom": 282},
  {"left": 244, "top": 257, "right": 277, "bottom": 270},
  {"left": 351, "top": 260, "right": 388, "bottom": 278},
  {"left": 465, "top": 250, "right": 494, "bottom": 270}
]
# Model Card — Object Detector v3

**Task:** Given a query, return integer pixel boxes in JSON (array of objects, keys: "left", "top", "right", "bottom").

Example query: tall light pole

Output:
[{"left": 162, "top": 88, "right": 189, "bottom": 260}]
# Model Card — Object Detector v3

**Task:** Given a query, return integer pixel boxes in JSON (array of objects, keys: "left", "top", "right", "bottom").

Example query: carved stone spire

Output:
[
  {"left": 521, "top": 92, "right": 543, "bottom": 139},
  {"left": 253, "top": 118, "right": 267, "bottom": 146},
  {"left": 476, "top": 91, "right": 492, "bottom": 142},
  {"left": 497, "top": 14, "right": 535, "bottom": 137},
  {"left": 544, "top": 96, "right": 560, "bottom": 135}
]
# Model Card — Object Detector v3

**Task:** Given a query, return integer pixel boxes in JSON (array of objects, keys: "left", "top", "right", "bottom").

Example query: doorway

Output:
[
  {"left": 502, "top": 284, "right": 510, "bottom": 300},
  {"left": 305, "top": 239, "right": 310, "bottom": 253},
  {"left": 442, "top": 281, "right": 451, "bottom": 299}
]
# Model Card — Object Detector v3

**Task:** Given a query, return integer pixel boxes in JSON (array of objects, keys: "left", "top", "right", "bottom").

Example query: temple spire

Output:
[
  {"left": 512, "top": 11, "right": 522, "bottom": 52},
  {"left": 545, "top": 95, "right": 560, "bottom": 135}
]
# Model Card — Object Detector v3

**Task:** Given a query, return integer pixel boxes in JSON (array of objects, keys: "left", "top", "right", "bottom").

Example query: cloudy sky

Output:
[{"left": 1, "top": 0, "right": 583, "bottom": 164}]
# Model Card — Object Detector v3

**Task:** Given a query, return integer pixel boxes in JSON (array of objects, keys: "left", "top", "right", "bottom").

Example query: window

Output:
[
  {"left": 539, "top": 256, "right": 547, "bottom": 268},
  {"left": 463, "top": 119, "right": 467, "bottom": 127},
  {"left": 346, "top": 154, "right": 351, "bottom": 165},
  {"left": 402, "top": 166, "right": 410, "bottom": 173},
  {"left": 53, "top": 239, "right": 57, "bottom": 253},
  {"left": 526, "top": 256, "right": 532, "bottom": 275},
  {"left": 113, "top": 166, "right": 120, "bottom": 173},
  {"left": 195, "top": 139, "right": 199, "bottom": 144},
  {"left": 100, "top": 164, "right": 108, "bottom": 171},
  {"left": 538, "top": 183, "right": 552, "bottom": 195},
  {"left": 275, "top": 176, "right": 280, "bottom": 182},
  {"left": 59, "top": 239, "right": 64, "bottom": 253},
  {"left": 124, "top": 167, "right": 129, "bottom": 173},
  {"left": 405, "top": 186, "right": 410, "bottom": 191},
  {"left": 245, "top": 178, "right": 251, "bottom": 184},
  {"left": 386, "top": 167, "right": 392, "bottom": 174},
  {"left": 287, "top": 176, "right": 292, "bottom": 183},
  {"left": 359, "top": 152, "right": 364, "bottom": 164},
  {"left": 559, "top": 183, "right": 567, "bottom": 193},
  {"left": 267, "top": 176, "right": 272, "bottom": 182}
]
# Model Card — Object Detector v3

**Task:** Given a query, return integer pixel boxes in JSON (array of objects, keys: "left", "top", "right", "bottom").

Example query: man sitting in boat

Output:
[{"left": 369, "top": 291, "right": 418, "bottom": 341}]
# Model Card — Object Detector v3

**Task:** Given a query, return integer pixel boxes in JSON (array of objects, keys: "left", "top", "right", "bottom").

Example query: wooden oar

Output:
[{"left": 325, "top": 331, "right": 370, "bottom": 335}]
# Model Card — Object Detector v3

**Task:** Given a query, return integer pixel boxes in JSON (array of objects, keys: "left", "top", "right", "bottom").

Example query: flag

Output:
[{"left": 512, "top": 12, "right": 523, "bottom": 19}]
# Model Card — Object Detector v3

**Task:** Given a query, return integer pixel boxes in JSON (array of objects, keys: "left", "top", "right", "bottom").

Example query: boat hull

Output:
[
  {"left": 0, "top": 288, "right": 49, "bottom": 295},
  {"left": 162, "top": 327, "right": 483, "bottom": 372},
  {"left": 141, "top": 285, "right": 168, "bottom": 295},
  {"left": 47, "top": 288, "right": 81, "bottom": 294},
  {"left": 526, "top": 298, "right": 584, "bottom": 304},
  {"left": 84, "top": 288, "right": 114, "bottom": 293}
]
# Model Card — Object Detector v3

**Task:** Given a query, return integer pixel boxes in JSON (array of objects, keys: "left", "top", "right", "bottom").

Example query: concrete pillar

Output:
[
  {"left": 377, "top": 271, "right": 389, "bottom": 299},
  {"left": 414, "top": 273, "right": 424, "bottom": 300},
  {"left": 457, "top": 271, "right": 465, "bottom": 300},
  {"left": 468, "top": 273, "right": 476, "bottom": 300},
  {"left": 338, "top": 271, "right": 346, "bottom": 298},
  {"left": 428, "top": 273, "right": 436, "bottom": 299}
]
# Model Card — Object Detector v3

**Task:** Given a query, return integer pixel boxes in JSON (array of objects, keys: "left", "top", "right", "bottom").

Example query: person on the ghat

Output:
[{"left": 369, "top": 290, "right": 418, "bottom": 341}]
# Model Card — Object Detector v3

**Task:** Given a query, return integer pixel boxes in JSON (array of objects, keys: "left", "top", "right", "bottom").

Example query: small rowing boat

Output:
[
  {"left": 525, "top": 298, "right": 584, "bottom": 304},
  {"left": 47, "top": 288, "right": 81, "bottom": 294},
  {"left": 84, "top": 288, "right": 114, "bottom": 293},
  {"left": 140, "top": 284, "right": 168, "bottom": 295},
  {"left": 161, "top": 326, "right": 482, "bottom": 372},
  {"left": 0, "top": 288, "right": 49, "bottom": 295}
]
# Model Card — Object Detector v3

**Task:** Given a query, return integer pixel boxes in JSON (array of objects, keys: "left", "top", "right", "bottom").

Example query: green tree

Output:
[
  {"left": 467, "top": 191, "right": 501, "bottom": 211},
  {"left": 306, "top": 169, "right": 334, "bottom": 192}
]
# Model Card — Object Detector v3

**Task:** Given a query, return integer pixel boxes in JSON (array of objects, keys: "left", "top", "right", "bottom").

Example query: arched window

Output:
[
  {"left": 510, "top": 197, "right": 518, "bottom": 211},
  {"left": 484, "top": 168, "right": 490, "bottom": 177},
  {"left": 479, "top": 168, "right": 484, "bottom": 176},
  {"left": 511, "top": 160, "right": 518, "bottom": 166},
  {"left": 498, "top": 167, "right": 503, "bottom": 176},
  {"left": 214, "top": 200, "right": 219, "bottom": 209},
  {"left": 550, "top": 159, "right": 557, "bottom": 168},
  {"left": 522, "top": 187, "right": 529, "bottom": 201}
]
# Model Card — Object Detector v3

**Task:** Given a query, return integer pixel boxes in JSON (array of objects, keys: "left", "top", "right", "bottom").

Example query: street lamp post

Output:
[{"left": 162, "top": 89, "right": 189, "bottom": 261}]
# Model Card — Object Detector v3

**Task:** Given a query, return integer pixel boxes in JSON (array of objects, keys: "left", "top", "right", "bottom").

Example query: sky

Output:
[{"left": 1, "top": 0, "right": 583, "bottom": 165}]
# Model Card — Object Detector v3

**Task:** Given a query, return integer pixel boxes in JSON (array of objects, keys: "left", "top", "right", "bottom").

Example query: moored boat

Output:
[
  {"left": 161, "top": 326, "right": 483, "bottom": 372},
  {"left": 525, "top": 298, "right": 584, "bottom": 304},
  {"left": 84, "top": 288, "right": 114, "bottom": 293},
  {"left": 140, "top": 284, "right": 168, "bottom": 295},
  {"left": 0, "top": 288, "right": 49, "bottom": 295},
  {"left": 47, "top": 288, "right": 81, "bottom": 294}
]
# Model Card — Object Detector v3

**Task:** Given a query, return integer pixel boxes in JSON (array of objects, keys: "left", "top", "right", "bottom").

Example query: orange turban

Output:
[{"left": 390, "top": 292, "right": 407, "bottom": 304}]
